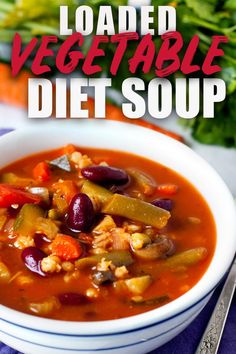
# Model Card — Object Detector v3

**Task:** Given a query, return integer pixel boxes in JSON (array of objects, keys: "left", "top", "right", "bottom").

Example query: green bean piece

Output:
[
  {"left": 135, "top": 247, "right": 209, "bottom": 277},
  {"left": 102, "top": 194, "right": 171, "bottom": 229},
  {"left": 75, "top": 251, "right": 134, "bottom": 270},
  {"left": 131, "top": 295, "right": 170, "bottom": 306},
  {"left": 164, "top": 247, "right": 208, "bottom": 269},
  {"left": 14, "top": 204, "right": 45, "bottom": 237},
  {"left": 81, "top": 180, "right": 113, "bottom": 205}
]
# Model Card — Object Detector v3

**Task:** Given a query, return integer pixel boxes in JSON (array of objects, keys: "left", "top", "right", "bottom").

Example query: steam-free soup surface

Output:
[{"left": 0, "top": 146, "right": 216, "bottom": 321}]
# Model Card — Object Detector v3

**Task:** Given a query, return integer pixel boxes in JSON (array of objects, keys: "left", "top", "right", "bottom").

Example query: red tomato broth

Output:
[{"left": 0, "top": 147, "right": 216, "bottom": 321}]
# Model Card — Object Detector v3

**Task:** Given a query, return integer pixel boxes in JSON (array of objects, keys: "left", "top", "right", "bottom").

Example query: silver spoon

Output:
[{"left": 195, "top": 257, "right": 236, "bottom": 354}]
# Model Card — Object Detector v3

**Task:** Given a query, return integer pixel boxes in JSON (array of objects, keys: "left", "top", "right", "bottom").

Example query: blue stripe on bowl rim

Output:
[{"left": 0, "top": 306, "right": 200, "bottom": 352}]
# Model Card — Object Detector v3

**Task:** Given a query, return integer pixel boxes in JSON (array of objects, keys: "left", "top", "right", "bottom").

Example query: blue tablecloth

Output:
[{"left": 0, "top": 128, "right": 235, "bottom": 354}]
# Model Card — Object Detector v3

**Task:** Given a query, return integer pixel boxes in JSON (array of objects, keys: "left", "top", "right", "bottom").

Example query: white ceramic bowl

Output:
[{"left": 0, "top": 120, "right": 235, "bottom": 354}]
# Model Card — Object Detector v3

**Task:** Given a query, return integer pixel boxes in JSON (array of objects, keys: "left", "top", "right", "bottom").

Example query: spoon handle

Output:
[{"left": 195, "top": 258, "right": 236, "bottom": 354}]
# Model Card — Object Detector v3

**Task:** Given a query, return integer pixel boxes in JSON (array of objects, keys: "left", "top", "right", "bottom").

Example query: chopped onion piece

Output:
[{"left": 28, "top": 187, "right": 50, "bottom": 203}]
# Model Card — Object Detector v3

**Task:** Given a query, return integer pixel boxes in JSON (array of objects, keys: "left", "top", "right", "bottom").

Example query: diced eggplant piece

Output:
[
  {"left": 92, "top": 270, "right": 115, "bottom": 286},
  {"left": 133, "top": 235, "right": 175, "bottom": 260},
  {"left": 50, "top": 155, "right": 71, "bottom": 172},
  {"left": 102, "top": 194, "right": 171, "bottom": 229}
]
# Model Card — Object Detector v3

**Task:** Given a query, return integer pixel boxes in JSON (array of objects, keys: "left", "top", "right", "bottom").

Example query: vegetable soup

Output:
[{"left": 0, "top": 146, "right": 216, "bottom": 321}]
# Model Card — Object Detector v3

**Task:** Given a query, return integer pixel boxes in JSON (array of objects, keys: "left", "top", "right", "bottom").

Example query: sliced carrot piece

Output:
[
  {"left": 63, "top": 144, "right": 76, "bottom": 155},
  {"left": 157, "top": 184, "right": 178, "bottom": 196},
  {"left": 33, "top": 162, "right": 51, "bottom": 182},
  {"left": 51, "top": 234, "right": 83, "bottom": 261},
  {"left": 52, "top": 180, "right": 77, "bottom": 204}
]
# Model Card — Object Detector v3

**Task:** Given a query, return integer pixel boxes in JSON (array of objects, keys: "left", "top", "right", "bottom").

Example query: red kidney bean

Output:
[
  {"left": 66, "top": 193, "right": 95, "bottom": 232},
  {"left": 151, "top": 198, "right": 174, "bottom": 211},
  {"left": 58, "top": 293, "right": 89, "bottom": 306},
  {"left": 34, "top": 233, "right": 50, "bottom": 249},
  {"left": 81, "top": 166, "right": 129, "bottom": 186},
  {"left": 21, "top": 247, "right": 46, "bottom": 276}
]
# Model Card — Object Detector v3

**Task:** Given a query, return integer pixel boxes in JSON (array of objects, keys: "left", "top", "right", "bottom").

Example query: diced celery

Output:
[
  {"left": 14, "top": 204, "right": 45, "bottom": 237},
  {"left": 102, "top": 194, "right": 170, "bottom": 229}
]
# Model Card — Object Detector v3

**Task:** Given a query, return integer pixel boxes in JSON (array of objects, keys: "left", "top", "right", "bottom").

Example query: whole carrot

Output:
[{"left": 0, "top": 63, "right": 30, "bottom": 108}]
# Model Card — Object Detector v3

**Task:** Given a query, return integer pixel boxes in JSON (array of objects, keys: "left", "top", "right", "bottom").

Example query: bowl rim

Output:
[{"left": 0, "top": 120, "right": 235, "bottom": 335}]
